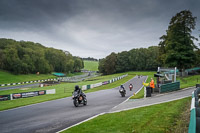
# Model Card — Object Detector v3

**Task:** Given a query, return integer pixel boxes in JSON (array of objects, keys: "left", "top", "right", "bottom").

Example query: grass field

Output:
[
  {"left": 63, "top": 97, "right": 191, "bottom": 133},
  {"left": 0, "top": 70, "right": 56, "bottom": 84},
  {"left": 0, "top": 72, "right": 132, "bottom": 111},
  {"left": 83, "top": 60, "right": 99, "bottom": 71},
  {"left": 178, "top": 75, "right": 200, "bottom": 88}
]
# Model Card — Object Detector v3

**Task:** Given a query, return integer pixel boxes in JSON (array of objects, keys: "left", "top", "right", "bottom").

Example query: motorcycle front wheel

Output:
[{"left": 73, "top": 99, "right": 79, "bottom": 107}]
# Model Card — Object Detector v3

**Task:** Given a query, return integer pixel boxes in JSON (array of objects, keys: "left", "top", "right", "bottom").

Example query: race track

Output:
[{"left": 0, "top": 76, "right": 146, "bottom": 133}]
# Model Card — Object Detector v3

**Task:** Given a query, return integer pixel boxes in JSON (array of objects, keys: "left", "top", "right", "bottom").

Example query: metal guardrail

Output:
[{"left": 188, "top": 87, "right": 200, "bottom": 133}]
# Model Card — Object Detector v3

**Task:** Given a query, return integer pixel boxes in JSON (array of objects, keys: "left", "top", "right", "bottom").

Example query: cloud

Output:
[{"left": 0, "top": 0, "right": 199, "bottom": 59}]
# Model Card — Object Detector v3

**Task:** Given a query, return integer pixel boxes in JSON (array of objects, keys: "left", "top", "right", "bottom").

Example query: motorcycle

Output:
[
  {"left": 129, "top": 84, "right": 133, "bottom": 91},
  {"left": 119, "top": 88, "right": 126, "bottom": 97},
  {"left": 72, "top": 91, "right": 87, "bottom": 107}
]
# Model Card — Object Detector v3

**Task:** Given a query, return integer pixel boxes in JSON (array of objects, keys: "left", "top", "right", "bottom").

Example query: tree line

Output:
[
  {"left": 99, "top": 10, "right": 200, "bottom": 75},
  {"left": 0, "top": 38, "right": 84, "bottom": 74},
  {"left": 82, "top": 57, "right": 98, "bottom": 61},
  {"left": 98, "top": 46, "right": 159, "bottom": 75}
]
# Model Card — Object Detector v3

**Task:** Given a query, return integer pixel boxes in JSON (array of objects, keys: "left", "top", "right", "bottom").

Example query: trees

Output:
[
  {"left": 98, "top": 47, "right": 159, "bottom": 75},
  {"left": 158, "top": 10, "right": 197, "bottom": 70},
  {"left": 0, "top": 38, "right": 83, "bottom": 74},
  {"left": 73, "top": 57, "right": 84, "bottom": 72},
  {"left": 104, "top": 52, "right": 117, "bottom": 75}
]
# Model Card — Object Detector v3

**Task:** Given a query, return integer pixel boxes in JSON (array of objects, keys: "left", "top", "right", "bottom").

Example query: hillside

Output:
[{"left": 83, "top": 60, "right": 99, "bottom": 71}]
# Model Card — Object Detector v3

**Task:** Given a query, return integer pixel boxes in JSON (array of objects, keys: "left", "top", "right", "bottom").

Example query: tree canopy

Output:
[
  {"left": 158, "top": 10, "right": 198, "bottom": 70},
  {"left": 0, "top": 38, "right": 84, "bottom": 74},
  {"left": 98, "top": 46, "right": 159, "bottom": 75}
]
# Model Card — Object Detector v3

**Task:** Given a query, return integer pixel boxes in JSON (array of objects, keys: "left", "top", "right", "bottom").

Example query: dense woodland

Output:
[
  {"left": 98, "top": 46, "right": 159, "bottom": 75},
  {"left": 0, "top": 39, "right": 84, "bottom": 74},
  {"left": 99, "top": 10, "right": 200, "bottom": 75}
]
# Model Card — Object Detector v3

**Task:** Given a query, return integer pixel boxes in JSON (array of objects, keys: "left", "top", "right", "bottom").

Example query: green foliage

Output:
[
  {"left": 99, "top": 47, "right": 159, "bottom": 75},
  {"left": 84, "top": 60, "right": 99, "bottom": 71},
  {"left": 64, "top": 97, "right": 191, "bottom": 133},
  {"left": 158, "top": 10, "right": 197, "bottom": 70},
  {"left": 0, "top": 38, "right": 84, "bottom": 74}
]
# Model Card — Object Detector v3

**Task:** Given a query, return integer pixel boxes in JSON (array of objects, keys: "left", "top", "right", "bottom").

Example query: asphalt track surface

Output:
[{"left": 0, "top": 76, "right": 147, "bottom": 133}]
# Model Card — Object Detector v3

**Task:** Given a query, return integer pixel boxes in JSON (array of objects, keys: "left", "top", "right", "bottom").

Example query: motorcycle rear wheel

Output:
[{"left": 83, "top": 98, "right": 87, "bottom": 105}]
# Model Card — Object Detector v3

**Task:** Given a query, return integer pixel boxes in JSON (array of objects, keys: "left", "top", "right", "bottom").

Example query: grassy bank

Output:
[
  {"left": 0, "top": 72, "right": 131, "bottom": 111},
  {"left": 0, "top": 70, "right": 56, "bottom": 84},
  {"left": 178, "top": 75, "right": 200, "bottom": 88},
  {"left": 83, "top": 60, "right": 98, "bottom": 71},
  {"left": 63, "top": 97, "right": 191, "bottom": 133}
]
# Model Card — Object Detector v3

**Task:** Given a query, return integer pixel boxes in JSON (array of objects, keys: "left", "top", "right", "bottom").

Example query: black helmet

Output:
[
  {"left": 121, "top": 84, "right": 123, "bottom": 87},
  {"left": 75, "top": 85, "right": 79, "bottom": 90}
]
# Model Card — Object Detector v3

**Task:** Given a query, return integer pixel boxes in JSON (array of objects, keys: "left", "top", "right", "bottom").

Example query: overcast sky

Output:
[{"left": 0, "top": 0, "right": 200, "bottom": 59}]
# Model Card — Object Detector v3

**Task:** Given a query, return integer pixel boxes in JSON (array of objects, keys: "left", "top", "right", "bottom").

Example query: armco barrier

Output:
[
  {"left": 188, "top": 87, "right": 200, "bottom": 133},
  {"left": 81, "top": 74, "right": 128, "bottom": 91},
  {"left": 160, "top": 81, "right": 180, "bottom": 93}
]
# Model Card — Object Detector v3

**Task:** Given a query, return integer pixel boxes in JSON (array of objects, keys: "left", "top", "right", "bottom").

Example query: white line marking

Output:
[
  {"left": 56, "top": 113, "right": 106, "bottom": 133},
  {"left": 112, "top": 76, "right": 148, "bottom": 109},
  {"left": 109, "top": 95, "right": 190, "bottom": 114}
]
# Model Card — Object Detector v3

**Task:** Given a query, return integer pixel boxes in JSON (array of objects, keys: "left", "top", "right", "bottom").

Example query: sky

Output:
[{"left": 0, "top": 0, "right": 200, "bottom": 59}]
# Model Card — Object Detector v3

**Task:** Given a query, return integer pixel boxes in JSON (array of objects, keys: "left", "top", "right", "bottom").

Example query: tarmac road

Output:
[{"left": 0, "top": 76, "right": 147, "bottom": 133}]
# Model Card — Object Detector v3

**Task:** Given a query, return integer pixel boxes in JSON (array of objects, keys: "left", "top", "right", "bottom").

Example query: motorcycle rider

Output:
[
  {"left": 74, "top": 85, "right": 85, "bottom": 99},
  {"left": 129, "top": 83, "right": 133, "bottom": 91},
  {"left": 120, "top": 84, "right": 126, "bottom": 92}
]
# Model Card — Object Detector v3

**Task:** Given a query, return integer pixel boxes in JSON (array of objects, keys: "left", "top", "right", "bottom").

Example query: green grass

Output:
[
  {"left": 0, "top": 72, "right": 130, "bottom": 111},
  {"left": 0, "top": 70, "right": 56, "bottom": 84},
  {"left": 178, "top": 74, "right": 200, "bottom": 88},
  {"left": 63, "top": 97, "right": 191, "bottom": 133},
  {"left": 83, "top": 60, "right": 99, "bottom": 71}
]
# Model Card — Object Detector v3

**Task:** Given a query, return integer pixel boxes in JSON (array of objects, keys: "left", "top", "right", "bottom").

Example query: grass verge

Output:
[
  {"left": 178, "top": 75, "right": 200, "bottom": 88},
  {"left": 63, "top": 97, "right": 191, "bottom": 133},
  {"left": 0, "top": 70, "right": 56, "bottom": 84}
]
